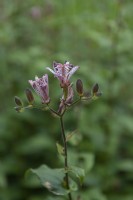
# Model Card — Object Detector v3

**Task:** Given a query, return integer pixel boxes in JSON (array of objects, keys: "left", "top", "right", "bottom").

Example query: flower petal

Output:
[
  {"left": 68, "top": 66, "right": 79, "bottom": 79},
  {"left": 46, "top": 67, "right": 56, "bottom": 75}
]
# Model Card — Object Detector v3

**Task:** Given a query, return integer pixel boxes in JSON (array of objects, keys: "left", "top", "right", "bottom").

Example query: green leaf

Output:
[
  {"left": 67, "top": 131, "right": 82, "bottom": 146},
  {"left": 66, "top": 130, "right": 78, "bottom": 142},
  {"left": 56, "top": 142, "right": 65, "bottom": 156},
  {"left": 28, "top": 165, "right": 69, "bottom": 196},
  {"left": 68, "top": 166, "right": 85, "bottom": 185}
]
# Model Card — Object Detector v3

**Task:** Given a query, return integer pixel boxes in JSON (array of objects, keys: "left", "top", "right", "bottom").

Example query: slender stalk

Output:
[
  {"left": 60, "top": 116, "right": 72, "bottom": 200},
  {"left": 68, "top": 98, "right": 81, "bottom": 107},
  {"left": 48, "top": 107, "right": 59, "bottom": 116}
]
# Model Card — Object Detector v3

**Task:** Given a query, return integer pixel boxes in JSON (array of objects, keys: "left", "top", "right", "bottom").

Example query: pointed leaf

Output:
[
  {"left": 66, "top": 130, "right": 78, "bottom": 142},
  {"left": 56, "top": 142, "right": 65, "bottom": 156},
  {"left": 28, "top": 165, "right": 69, "bottom": 196}
]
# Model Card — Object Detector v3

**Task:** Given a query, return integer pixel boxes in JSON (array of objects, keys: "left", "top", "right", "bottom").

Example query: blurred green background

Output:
[{"left": 0, "top": 0, "right": 133, "bottom": 200}]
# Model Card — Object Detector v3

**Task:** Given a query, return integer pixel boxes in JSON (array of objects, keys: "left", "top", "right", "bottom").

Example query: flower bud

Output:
[
  {"left": 58, "top": 101, "right": 66, "bottom": 115},
  {"left": 14, "top": 106, "right": 24, "bottom": 113},
  {"left": 25, "top": 88, "right": 34, "bottom": 104},
  {"left": 14, "top": 96, "right": 23, "bottom": 106},
  {"left": 76, "top": 79, "right": 83, "bottom": 96},
  {"left": 92, "top": 83, "right": 99, "bottom": 94}
]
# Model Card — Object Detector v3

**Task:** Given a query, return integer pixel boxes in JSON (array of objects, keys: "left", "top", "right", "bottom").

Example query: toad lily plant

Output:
[{"left": 14, "top": 61, "right": 101, "bottom": 200}]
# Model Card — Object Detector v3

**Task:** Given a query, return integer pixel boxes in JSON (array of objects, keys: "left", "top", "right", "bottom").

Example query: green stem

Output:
[
  {"left": 68, "top": 97, "right": 81, "bottom": 107},
  {"left": 60, "top": 116, "right": 72, "bottom": 200},
  {"left": 48, "top": 107, "right": 59, "bottom": 116},
  {"left": 47, "top": 105, "right": 60, "bottom": 116}
]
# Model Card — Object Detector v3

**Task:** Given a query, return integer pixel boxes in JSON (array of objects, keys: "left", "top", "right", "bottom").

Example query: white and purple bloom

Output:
[
  {"left": 29, "top": 74, "right": 50, "bottom": 104},
  {"left": 47, "top": 61, "right": 79, "bottom": 88}
]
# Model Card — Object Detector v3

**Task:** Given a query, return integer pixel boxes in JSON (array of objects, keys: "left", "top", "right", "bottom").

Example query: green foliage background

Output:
[{"left": 0, "top": 0, "right": 133, "bottom": 200}]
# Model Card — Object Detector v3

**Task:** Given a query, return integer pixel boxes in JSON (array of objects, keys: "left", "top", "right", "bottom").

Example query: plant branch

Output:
[
  {"left": 68, "top": 97, "right": 81, "bottom": 107},
  {"left": 60, "top": 116, "right": 72, "bottom": 200},
  {"left": 47, "top": 105, "right": 60, "bottom": 116}
]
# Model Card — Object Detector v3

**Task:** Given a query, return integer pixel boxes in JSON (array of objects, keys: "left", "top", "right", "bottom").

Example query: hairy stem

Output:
[{"left": 60, "top": 116, "right": 72, "bottom": 200}]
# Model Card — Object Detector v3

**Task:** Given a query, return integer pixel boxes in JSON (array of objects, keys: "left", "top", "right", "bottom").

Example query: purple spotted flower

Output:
[
  {"left": 47, "top": 61, "right": 79, "bottom": 88},
  {"left": 29, "top": 74, "right": 50, "bottom": 104}
]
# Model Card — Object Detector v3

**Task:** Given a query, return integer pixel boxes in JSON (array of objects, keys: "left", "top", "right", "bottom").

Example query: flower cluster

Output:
[
  {"left": 14, "top": 61, "right": 101, "bottom": 114},
  {"left": 29, "top": 61, "right": 79, "bottom": 108}
]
